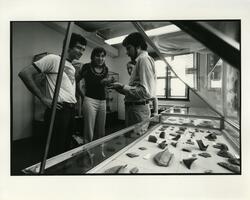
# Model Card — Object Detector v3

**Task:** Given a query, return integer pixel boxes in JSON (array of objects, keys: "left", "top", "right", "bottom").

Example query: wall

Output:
[{"left": 12, "top": 22, "right": 116, "bottom": 141}]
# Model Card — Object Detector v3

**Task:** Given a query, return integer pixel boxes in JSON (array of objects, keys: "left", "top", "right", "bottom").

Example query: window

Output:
[{"left": 155, "top": 53, "right": 198, "bottom": 100}]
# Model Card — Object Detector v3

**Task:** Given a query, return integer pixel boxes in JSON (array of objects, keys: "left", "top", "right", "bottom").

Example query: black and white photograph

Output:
[
  {"left": 11, "top": 20, "right": 241, "bottom": 175},
  {"left": 1, "top": 0, "right": 250, "bottom": 200}
]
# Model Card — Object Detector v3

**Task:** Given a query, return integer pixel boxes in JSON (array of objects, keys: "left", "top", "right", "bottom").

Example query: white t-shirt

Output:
[{"left": 34, "top": 54, "right": 77, "bottom": 103}]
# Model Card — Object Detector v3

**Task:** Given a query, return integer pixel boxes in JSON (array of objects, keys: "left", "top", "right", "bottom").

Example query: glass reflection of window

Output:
[
  {"left": 207, "top": 53, "right": 222, "bottom": 89},
  {"left": 155, "top": 52, "right": 198, "bottom": 99}
]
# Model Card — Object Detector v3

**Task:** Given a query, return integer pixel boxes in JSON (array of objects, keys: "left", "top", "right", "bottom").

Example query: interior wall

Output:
[{"left": 12, "top": 22, "right": 116, "bottom": 141}]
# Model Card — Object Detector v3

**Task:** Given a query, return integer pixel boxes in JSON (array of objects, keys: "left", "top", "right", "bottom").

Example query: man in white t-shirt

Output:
[{"left": 19, "top": 33, "right": 87, "bottom": 157}]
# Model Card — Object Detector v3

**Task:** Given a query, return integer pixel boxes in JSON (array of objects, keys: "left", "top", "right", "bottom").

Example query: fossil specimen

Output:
[
  {"left": 213, "top": 143, "right": 229, "bottom": 151},
  {"left": 172, "top": 135, "right": 181, "bottom": 141},
  {"left": 126, "top": 152, "right": 139, "bottom": 158},
  {"left": 129, "top": 167, "right": 139, "bottom": 174},
  {"left": 148, "top": 135, "right": 157, "bottom": 143},
  {"left": 154, "top": 148, "right": 173, "bottom": 167},
  {"left": 217, "top": 150, "right": 234, "bottom": 159},
  {"left": 138, "top": 147, "right": 147, "bottom": 150},
  {"left": 228, "top": 158, "right": 240, "bottom": 166},
  {"left": 104, "top": 164, "right": 127, "bottom": 174},
  {"left": 205, "top": 133, "right": 217, "bottom": 141},
  {"left": 196, "top": 140, "right": 209, "bottom": 151},
  {"left": 158, "top": 141, "right": 168, "bottom": 149},
  {"left": 217, "top": 162, "right": 240, "bottom": 173},
  {"left": 159, "top": 131, "right": 165, "bottom": 139},
  {"left": 198, "top": 152, "right": 211, "bottom": 158},
  {"left": 182, "top": 158, "right": 197, "bottom": 169}
]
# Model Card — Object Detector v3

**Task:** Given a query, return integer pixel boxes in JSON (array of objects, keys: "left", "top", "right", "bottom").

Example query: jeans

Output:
[{"left": 82, "top": 96, "right": 106, "bottom": 142}]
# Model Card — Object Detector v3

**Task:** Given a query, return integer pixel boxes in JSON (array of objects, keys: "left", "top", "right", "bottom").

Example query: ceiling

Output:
[{"left": 75, "top": 21, "right": 240, "bottom": 57}]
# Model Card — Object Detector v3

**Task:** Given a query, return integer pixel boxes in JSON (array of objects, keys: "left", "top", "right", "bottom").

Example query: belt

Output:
[
  {"left": 62, "top": 102, "right": 75, "bottom": 108},
  {"left": 125, "top": 100, "right": 149, "bottom": 106}
]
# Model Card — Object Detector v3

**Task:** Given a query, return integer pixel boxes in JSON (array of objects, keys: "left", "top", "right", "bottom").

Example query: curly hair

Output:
[{"left": 122, "top": 32, "right": 147, "bottom": 50}]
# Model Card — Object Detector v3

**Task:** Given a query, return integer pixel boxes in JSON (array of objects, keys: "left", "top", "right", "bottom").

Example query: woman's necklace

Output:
[{"left": 91, "top": 65, "right": 105, "bottom": 77}]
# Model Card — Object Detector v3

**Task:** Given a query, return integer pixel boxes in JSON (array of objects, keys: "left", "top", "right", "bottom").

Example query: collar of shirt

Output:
[{"left": 135, "top": 50, "right": 148, "bottom": 62}]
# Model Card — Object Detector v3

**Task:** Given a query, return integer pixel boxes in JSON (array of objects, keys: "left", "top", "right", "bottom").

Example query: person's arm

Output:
[
  {"left": 110, "top": 58, "right": 155, "bottom": 99},
  {"left": 152, "top": 97, "right": 158, "bottom": 116},
  {"left": 76, "top": 79, "right": 86, "bottom": 100},
  {"left": 18, "top": 65, "right": 55, "bottom": 108}
]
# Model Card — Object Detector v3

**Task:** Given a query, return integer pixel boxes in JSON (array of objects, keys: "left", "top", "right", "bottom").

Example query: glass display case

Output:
[{"left": 23, "top": 110, "right": 240, "bottom": 174}]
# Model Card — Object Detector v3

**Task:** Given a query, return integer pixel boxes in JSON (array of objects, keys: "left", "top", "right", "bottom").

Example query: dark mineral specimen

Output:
[
  {"left": 172, "top": 135, "right": 181, "bottom": 141},
  {"left": 217, "top": 150, "right": 234, "bottom": 159},
  {"left": 138, "top": 147, "right": 147, "bottom": 150},
  {"left": 154, "top": 148, "right": 173, "bottom": 167},
  {"left": 148, "top": 135, "right": 157, "bottom": 143},
  {"left": 158, "top": 141, "right": 168, "bottom": 149},
  {"left": 182, "top": 148, "right": 191, "bottom": 152},
  {"left": 129, "top": 167, "right": 139, "bottom": 174},
  {"left": 159, "top": 132, "right": 165, "bottom": 139},
  {"left": 217, "top": 162, "right": 240, "bottom": 173},
  {"left": 198, "top": 152, "right": 212, "bottom": 158},
  {"left": 196, "top": 140, "right": 209, "bottom": 151},
  {"left": 213, "top": 143, "right": 229, "bottom": 151},
  {"left": 171, "top": 142, "right": 177, "bottom": 147},
  {"left": 205, "top": 133, "right": 217, "bottom": 141},
  {"left": 104, "top": 165, "right": 127, "bottom": 174},
  {"left": 126, "top": 153, "right": 139, "bottom": 158},
  {"left": 228, "top": 158, "right": 240, "bottom": 166},
  {"left": 182, "top": 158, "right": 197, "bottom": 169}
]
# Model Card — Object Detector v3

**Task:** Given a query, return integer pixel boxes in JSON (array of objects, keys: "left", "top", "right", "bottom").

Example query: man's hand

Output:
[
  {"left": 108, "top": 82, "right": 124, "bottom": 90},
  {"left": 41, "top": 97, "right": 63, "bottom": 110}
]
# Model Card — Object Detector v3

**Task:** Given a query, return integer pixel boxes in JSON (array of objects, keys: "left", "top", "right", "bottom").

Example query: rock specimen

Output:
[
  {"left": 196, "top": 140, "right": 209, "bottom": 151},
  {"left": 138, "top": 147, "right": 147, "bottom": 150},
  {"left": 198, "top": 152, "right": 212, "bottom": 158},
  {"left": 126, "top": 152, "right": 139, "bottom": 158},
  {"left": 205, "top": 133, "right": 217, "bottom": 141},
  {"left": 217, "top": 162, "right": 240, "bottom": 173},
  {"left": 182, "top": 158, "right": 197, "bottom": 169},
  {"left": 179, "top": 127, "right": 186, "bottom": 131},
  {"left": 159, "top": 131, "right": 165, "bottom": 139},
  {"left": 213, "top": 143, "right": 228, "bottom": 151},
  {"left": 217, "top": 150, "right": 234, "bottom": 159},
  {"left": 104, "top": 164, "right": 127, "bottom": 174},
  {"left": 154, "top": 148, "right": 173, "bottom": 167},
  {"left": 129, "top": 167, "right": 139, "bottom": 174},
  {"left": 228, "top": 158, "right": 240, "bottom": 166},
  {"left": 158, "top": 141, "right": 168, "bottom": 149},
  {"left": 148, "top": 135, "right": 157, "bottom": 143}
]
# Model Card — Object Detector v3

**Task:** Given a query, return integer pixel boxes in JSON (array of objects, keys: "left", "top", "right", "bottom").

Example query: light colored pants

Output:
[
  {"left": 83, "top": 96, "right": 106, "bottom": 142},
  {"left": 125, "top": 104, "right": 150, "bottom": 127}
]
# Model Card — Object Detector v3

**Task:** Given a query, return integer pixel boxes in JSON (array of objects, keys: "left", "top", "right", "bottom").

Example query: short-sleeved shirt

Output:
[
  {"left": 80, "top": 63, "right": 108, "bottom": 100},
  {"left": 33, "top": 54, "right": 77, "bottom": 103}
]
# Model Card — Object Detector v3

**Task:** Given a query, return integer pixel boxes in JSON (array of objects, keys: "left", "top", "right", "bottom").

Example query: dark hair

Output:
[
  {"left": 122, "top": 32, "right": 147, "bottom": 50},
  {"left": 69, "top": 33, "right": 87, "bottom": 49},
  {"left": 91, "top": 47, "right": 107, "bottom": 61}
]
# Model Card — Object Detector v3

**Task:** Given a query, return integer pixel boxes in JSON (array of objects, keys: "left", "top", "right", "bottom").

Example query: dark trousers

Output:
[{"left": 44, "top": 106, "right": 75, "bottom": 157}]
